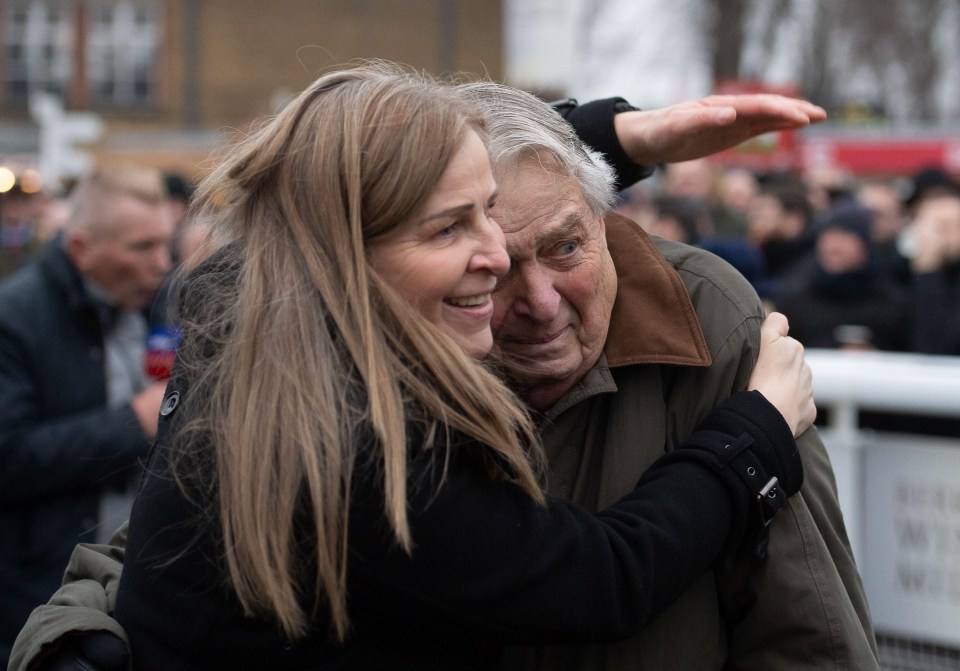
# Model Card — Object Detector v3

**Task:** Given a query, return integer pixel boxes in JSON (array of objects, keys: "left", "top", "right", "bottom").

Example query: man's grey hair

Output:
[{"left": 456, "top": 81, "right": 617, "bottom": 218}]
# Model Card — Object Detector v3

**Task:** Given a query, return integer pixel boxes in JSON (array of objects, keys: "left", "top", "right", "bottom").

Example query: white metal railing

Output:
[{"left": 807, "top": 349, "right": 960, "bottom": 422}]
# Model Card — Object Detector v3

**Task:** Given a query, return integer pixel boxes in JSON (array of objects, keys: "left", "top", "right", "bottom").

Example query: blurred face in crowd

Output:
[
  {"left": 370, "top": 130, "right": 509, "bottom": 359},
  {"left": 720, "top": 168, "right": 759, "bottom": 214},
  {"left": 68, "top": 193, "right": 174, "bottom": 311},
  {"left": 663, "top": 159, "right": 715, "bottom": 200},
  {"left": 817, "top": 228, "right": 869, "bottom": 274},
  {"left": 913, "top": 194, "right": 960, "bottom": 263},
  {"left": 651, "top": 214, "right": 690, "bottom": 243},
  {"left": 746, "top": 193, "right": 786, "bottom": 244},
  {"left": 747, "top": 191, "right": 806, "bottom": 244},
  {"left": 490, "top": 156, "right": 617, "bottom": 410},
  {"left": 804, "top": 165, "right": 853, "bottom": 216},
  {"left": 857, "top": 183, "right": 904, "bottom": 245}
]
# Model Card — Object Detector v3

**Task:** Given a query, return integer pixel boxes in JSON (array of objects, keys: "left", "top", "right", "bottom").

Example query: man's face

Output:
[
  {"left": 70, "top": 194, "right": 174, "bottom": 311},
  {"left": 816, "top": 228, "right": 869, "bottom": 274},
  {"left": 491, "top": 160, "right": 617, "bottom": 410},
  {"left": 746, "top": 194, "right": 785, "bottom": 244},
  {"left": 857, "top": 184, "right": 903, "bottom": 244},
  {"left": 914, "top": 195, "right": 960, "bottom": 263}
]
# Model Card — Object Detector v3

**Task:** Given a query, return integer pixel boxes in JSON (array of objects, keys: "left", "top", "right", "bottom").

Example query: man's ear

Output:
[{"left": 65, "top": 229, "right": 91, "bottom": 272}]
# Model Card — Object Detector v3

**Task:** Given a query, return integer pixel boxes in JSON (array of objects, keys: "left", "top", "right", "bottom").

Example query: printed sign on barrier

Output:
[{"left": 864, "top": 435, "right": 960, "bottom": 647}]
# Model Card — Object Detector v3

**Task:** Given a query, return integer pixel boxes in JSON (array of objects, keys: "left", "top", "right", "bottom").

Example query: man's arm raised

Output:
[{"left": 613, "top": 94, "right": 826, "bottom": 166}]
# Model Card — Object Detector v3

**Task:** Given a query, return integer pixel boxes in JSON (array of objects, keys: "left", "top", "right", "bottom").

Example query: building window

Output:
[
  {"left": 86, "top": 1, "right": 159, "bottom": 107},
  {"left": 1, "top": 1, "right": 74, "bottom": 104},
  {"left": 1, "top": 0, "right": 161, "bottom": 110}
]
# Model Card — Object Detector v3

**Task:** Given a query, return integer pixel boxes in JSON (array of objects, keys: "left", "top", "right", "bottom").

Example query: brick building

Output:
[{"left": 0, "top": 0, "right": 504, "bottom": 184}]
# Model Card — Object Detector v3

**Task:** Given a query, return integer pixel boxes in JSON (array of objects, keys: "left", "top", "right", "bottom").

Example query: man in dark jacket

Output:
[{"left": 0, "top": 165, "right": 173, "bottom": 666}]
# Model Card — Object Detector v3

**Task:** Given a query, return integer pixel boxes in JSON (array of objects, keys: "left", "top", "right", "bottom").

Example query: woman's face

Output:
[{"left": 369, "top": 130, "right": 509, "bottom": 358}]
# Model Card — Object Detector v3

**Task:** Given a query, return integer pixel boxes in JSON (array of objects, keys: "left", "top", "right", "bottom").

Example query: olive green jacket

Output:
[
  {"left": 502, "top": 215, "right": 880, "bottom": 670},
  {"left": 10, "top": 216, "right": 879, "bottom": 671},
  {"left": 8, "top": 526, "right": 130, "bottom": 671}
]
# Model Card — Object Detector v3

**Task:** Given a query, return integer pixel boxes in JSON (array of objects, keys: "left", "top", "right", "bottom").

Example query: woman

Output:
[{"left": 110, "top": 63, "right": 810, "bottom": 670}]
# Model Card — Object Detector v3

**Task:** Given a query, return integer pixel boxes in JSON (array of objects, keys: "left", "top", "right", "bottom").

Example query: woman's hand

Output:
[{"left": 747, "top": 312, "right": 816, "bottom": 437}]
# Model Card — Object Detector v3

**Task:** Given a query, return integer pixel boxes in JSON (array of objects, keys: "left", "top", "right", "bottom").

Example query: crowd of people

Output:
[
  {"left": 0, "top": 60, "right": 928, "bottom": 670},
  {"left": 617, "top": 159, "right": 960, "bottom": 356}
]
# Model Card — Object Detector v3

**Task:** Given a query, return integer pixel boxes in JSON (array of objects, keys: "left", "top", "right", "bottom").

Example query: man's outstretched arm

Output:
[
  {"left": 613, "top": 93, "right": 826, "bottom": 166},
  {"left": 559, "top": 93, "right": 826, "bottom": 189}
]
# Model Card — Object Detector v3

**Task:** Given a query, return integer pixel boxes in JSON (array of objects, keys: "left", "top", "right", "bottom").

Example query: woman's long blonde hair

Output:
[{"left": 172, "top": 62, "right": 544, "bottom": 642}]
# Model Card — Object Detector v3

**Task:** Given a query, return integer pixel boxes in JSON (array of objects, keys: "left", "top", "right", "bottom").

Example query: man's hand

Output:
[
  {"left": 614, "top": 94, "right": 827, "bottom": 166},
  {"left": 747, "top": 312, "right": 816, "bottom": 437}
]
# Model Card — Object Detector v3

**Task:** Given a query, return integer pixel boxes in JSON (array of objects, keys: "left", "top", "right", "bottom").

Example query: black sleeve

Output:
[
  {"left": 553, "top": 97, "right": 655, "bottom": 190},
  {"left": 346, "top": 390, "right": 802, "bottom": 645},
  {"left": 910, "top": 270, "right": 960, "bottom": 355},
  {"left": 0, "top": 301, "right": 150, "bottom": 505}
]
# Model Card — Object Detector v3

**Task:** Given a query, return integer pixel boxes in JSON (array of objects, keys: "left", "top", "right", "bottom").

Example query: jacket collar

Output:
[
  {"left": 603, "top": 213, "right": 711, "bottom": 368},
  {"left": 38, "top": 236, "right": 106, "bottom": 322}
]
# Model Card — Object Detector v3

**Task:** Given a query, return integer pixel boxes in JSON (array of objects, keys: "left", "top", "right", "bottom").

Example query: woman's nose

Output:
[{"left": 469, "top": 216, "right": 510, "bottom": 277}]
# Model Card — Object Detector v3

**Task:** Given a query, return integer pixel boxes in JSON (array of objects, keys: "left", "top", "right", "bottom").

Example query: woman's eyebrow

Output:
[{"left": 420, "top": 202, "right": 475, "bottom": 223}]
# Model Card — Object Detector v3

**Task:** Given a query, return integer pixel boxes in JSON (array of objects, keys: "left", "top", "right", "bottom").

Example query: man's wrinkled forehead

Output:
[
  {"left": 503, "top": 209, "right": 589, "bottom": 260},
  {"left": 495, "top": 164, "right": 595, "bottom": 252}
]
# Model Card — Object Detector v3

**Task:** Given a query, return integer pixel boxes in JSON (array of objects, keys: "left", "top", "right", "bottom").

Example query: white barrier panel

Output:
[
  {"left": 865, "top": 435, "right": 960, "bottom": 648},
  {"left": 804, "top": 350, "right": 960, "bottom": 649}
]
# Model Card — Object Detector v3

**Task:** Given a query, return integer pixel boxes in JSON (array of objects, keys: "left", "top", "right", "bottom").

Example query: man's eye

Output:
[{"left": 557, "top": 241, "right": 579, "bottom": 255}]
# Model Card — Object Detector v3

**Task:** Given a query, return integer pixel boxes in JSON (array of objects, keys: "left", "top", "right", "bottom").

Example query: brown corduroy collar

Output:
[{"left": 603, "top": 213, "right": 712, "bottom": 369}]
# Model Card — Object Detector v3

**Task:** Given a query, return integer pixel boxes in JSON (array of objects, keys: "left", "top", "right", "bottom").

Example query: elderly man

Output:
[
  {"left": 456, "top": 83, "right": 879, "bottom": 670},
  {"left": 0, "top": 166, "right": 173, "bottom": 666},
  {"left": 9, "top": 90, "right": 866, "bottom": 671}
]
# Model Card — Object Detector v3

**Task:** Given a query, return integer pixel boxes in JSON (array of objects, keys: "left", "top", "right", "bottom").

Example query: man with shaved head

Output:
[{"left": 0, "top": 166, "right": 173, "bottom": 665}]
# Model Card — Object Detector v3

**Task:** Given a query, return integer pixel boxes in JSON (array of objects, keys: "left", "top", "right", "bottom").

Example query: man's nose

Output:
[{"left": 511, "top": 265, "right": 561, "bottom": 322}]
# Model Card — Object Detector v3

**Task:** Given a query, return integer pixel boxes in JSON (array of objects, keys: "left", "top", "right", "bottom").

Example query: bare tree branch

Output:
[{"left": 709, "top": 0, "right": 748, "bottom": 83}]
